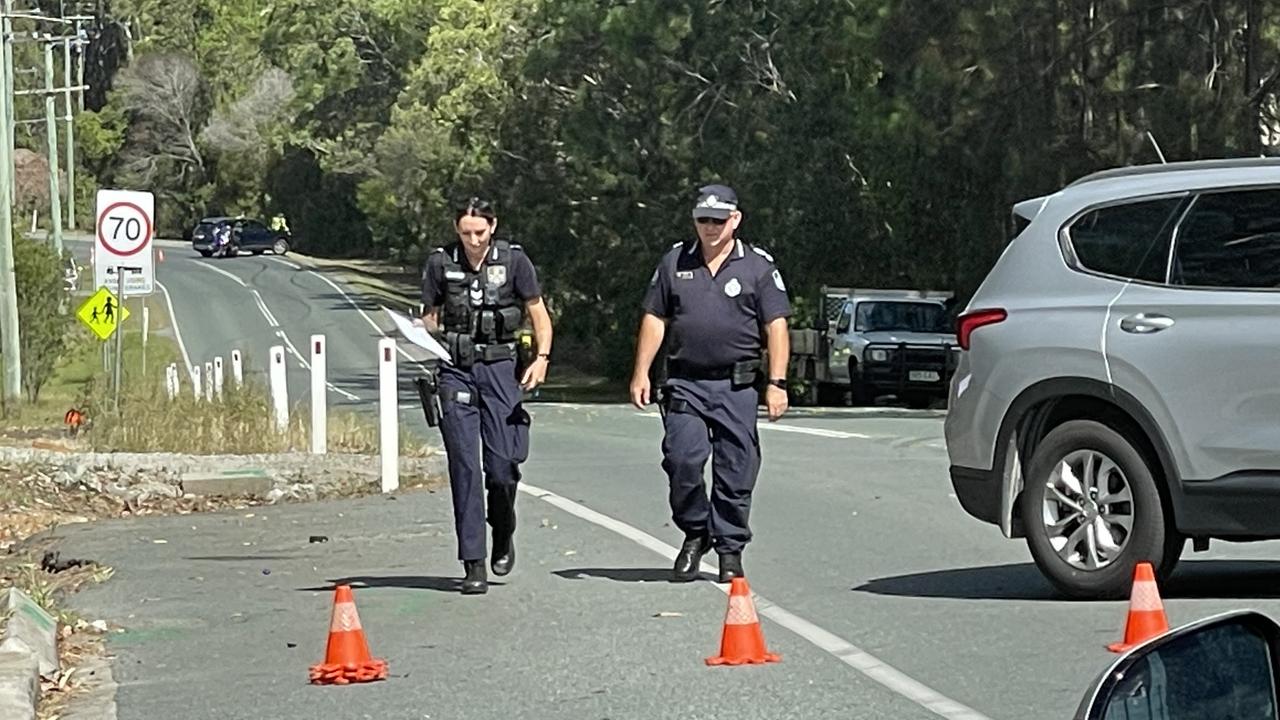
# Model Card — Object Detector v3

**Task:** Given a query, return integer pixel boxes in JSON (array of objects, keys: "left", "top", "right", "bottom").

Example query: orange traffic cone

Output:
[
  {"left": 706, "top": 577, "right": 781, "bottom": 666},
  {"left": 1107, "top": 562, "right": 1169, "bottom": 653},
  {"left": 308, "top": 585, "right": 389, "bottom": 685}
]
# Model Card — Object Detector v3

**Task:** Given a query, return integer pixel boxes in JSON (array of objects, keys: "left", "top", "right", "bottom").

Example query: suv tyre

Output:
[{"left": 1021, "top": 420, "right": 1181, "bottom": 599}]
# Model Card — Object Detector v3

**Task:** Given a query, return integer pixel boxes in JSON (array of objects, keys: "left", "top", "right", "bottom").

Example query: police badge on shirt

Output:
[{"left": 486, "top": 265, "right": 507, "bottom": 287}]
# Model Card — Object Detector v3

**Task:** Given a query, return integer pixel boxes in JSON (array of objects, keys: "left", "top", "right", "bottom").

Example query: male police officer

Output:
[
  {"left": 421, "top": 197, "right": 553, "bottom": 595},
  {"left": 629, "top": 183, "right": 791, "bottom": 583}
]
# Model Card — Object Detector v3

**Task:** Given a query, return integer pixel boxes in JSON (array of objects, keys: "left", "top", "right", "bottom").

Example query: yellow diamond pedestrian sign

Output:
[{"left": 76, "top": 286, "right": 129, "bottom": 341}]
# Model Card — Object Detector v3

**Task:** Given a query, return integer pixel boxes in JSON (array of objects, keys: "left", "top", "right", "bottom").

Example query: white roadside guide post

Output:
[
  {"left": 165, "top": 364, "right": 176, "bottom": 400},
  {"left": 310, "top": 334, "right": 326, "bottom": 454},
  {"left": 141, "top": 305, "right": 149, "bottom": 377},
  {"left": 214, "top": 356, "right": 224, "bottom": 399},
  {"left": 192, "top": 364, "right": 202, "bottom": 400},
  {"left": 269, "top": 345, "right": 288, "bottom": 432},
  {"left": 378, "top": 337, "right": 398, "bottom": 493},
  {"left": 231, "top": 349, "right": 243, "bottom": 387},
  {"left": 204, "top": 361, "right": 213, "bottom": 402}
]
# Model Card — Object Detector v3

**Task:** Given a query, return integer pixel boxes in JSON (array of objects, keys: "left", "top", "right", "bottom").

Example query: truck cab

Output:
[{"left": 789, "top": 287, "right": 959, "bottom": 408}]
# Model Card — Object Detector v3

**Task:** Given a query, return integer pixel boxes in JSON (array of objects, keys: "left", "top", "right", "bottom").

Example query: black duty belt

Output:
[
  {"left": 475, "top": 342, "right": 518, "bottom": 362},
  {"left": 667, "top": 359, "right": 761, "bottom": 383}
]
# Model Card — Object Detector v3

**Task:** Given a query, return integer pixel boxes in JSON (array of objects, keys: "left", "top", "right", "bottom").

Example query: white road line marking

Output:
[
  {"left": 634, "top": 412, "right": 872, "bottom": 439},
  {"left": 156, "top": 280, "right": 193, "bottom": 378},
  {"left": 304, "top": 269, "right": 427, "bottom": 371},
  {"left": 519, "top": 482, "right": 993, "bottom": 720},
  {"left": 759, "top": 424, "right": 872, "bottom": 440},
  {"left": 194, "top": 261, "right": 282, "bottom": 328},
  {"left": 328, "top": 383, "right": 360, "bottom": 401},
  {"left": 195, "top": 260, "right": 247, "bottom": 287},
  {"left": 268, "top": 257, "right": 303, "bottom": 270},
  {"left": 275, "top": 330, "right": 309, "bottom": 370},
  {"left": 273, "top": 331, "right": 359, "bottom": 401},
  {"left": 252, "top": 290, "right": 280, "bottom": 327}
]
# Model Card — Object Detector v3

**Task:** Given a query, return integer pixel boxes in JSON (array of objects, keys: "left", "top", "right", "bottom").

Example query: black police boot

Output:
[
  {"left": 491, "top": 526, "right": 515, "bottom": 576},
  {"left": 488, "top": 486, "right": 516, "bottom": 576},
  {"left": 672, "top": 533, "right": 710, "bottom": 583},
  {"left": 461, "top": 560, "right": 488, "bottom": 595},
  {"left": 718, "top": 552, "right": 744, "bottom": 583}
]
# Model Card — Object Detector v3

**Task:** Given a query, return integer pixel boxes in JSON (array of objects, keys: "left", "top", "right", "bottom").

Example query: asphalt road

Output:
[{"left": 47, "top": 241, "right": 1280, "bottom": 719}]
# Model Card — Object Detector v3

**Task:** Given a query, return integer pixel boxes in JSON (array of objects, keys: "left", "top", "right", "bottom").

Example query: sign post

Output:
[
  {"left": 113, "top": 267, "right": 125, "bottom": 411},
  {"left": 94, "top": 189, "right": 154, "bottom": 298}
]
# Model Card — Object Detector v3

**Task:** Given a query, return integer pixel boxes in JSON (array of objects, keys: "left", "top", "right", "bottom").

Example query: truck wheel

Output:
[
  {"left": 846, "top": 359, "right": 870, "bottom": 405},
  {"left": 814, "top": 383, "right": 842, "bottom": 406},
  {"left": 1021, "top": 420, "right": 1182, "bottom": 600}
]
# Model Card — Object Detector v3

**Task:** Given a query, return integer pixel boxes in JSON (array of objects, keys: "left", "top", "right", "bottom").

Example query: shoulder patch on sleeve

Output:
[{"left": 751, "top": 246, "right": 774, "bottom": 263}]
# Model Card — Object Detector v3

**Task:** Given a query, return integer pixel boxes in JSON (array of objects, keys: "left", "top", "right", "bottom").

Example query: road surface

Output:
[{"left": 48, "top": 241, "right": 1280, "bottom": 719}]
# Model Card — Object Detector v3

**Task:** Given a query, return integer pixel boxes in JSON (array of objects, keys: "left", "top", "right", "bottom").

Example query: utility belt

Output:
[
  {"left": 657, "top": 358, "right": 760, "bottom": 418},
  {"left": 666, "top": 358, "right": 761, "bottom": 386},
  {"left": 446, "top": 332, "right": 518, "bottom": 370}
]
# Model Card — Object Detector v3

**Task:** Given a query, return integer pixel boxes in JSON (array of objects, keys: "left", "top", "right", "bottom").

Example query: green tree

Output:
[{"left": 14, "top": 237, "right": 71, "bottom": 403}]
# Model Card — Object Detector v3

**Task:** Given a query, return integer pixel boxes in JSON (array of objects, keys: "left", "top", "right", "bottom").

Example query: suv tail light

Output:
[{"left": 957, "top": 308, "right": 1007, "bottom": 350}]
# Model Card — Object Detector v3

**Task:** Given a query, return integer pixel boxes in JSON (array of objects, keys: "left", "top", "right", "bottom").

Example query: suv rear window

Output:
[
  {"left": 193, "top": 222, "right": 220, "bottom": 239},
  {"left": 1066, "top": 197, "right": 1183, "bottom": 282}
]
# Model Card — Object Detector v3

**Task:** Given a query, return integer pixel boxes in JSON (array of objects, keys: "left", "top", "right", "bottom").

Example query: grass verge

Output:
[{"left": 3, "top": 292, "right": 434, "bottom": 457}]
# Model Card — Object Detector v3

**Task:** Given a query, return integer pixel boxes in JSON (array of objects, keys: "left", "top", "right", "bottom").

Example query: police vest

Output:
[{"left": 439, "top": 239, "right": 523, "bottom": 345}]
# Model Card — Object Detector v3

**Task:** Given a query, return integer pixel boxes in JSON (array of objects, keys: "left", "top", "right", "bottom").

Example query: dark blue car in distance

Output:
[{"left": 190, "top": 216, "right": 291, "bottom": 258}]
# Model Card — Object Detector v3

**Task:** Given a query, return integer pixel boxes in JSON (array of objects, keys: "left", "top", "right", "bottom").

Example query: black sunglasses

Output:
[{"left": 695, "top": 217, "right": 728, "bottom": 226}]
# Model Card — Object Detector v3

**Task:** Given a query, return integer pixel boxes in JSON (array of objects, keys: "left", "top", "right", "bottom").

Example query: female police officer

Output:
[
  {"left": 629, "top": 183, "right": 792, "bottom": 583},
  {"left": 420, "top": 197, "right": 553, "bottom": 595}
]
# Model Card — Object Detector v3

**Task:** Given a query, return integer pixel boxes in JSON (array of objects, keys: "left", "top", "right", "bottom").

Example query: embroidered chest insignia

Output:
[
  {"left": 486, "top": 265, "right": 507, "bottom": 287},
  {"left": 724, "top": 278, "right": 742, "bottom": 298}
]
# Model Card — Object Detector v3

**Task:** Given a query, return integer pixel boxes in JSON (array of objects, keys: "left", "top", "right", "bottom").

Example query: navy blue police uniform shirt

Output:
[
  {"left": 642, "top": 238, "right": 791, "bottom": 371},
  {"left": 421, "top": 241, "right": 542, "bottom": 313}
]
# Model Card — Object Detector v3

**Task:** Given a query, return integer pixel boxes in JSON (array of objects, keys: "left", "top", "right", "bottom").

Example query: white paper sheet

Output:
[{"left": 382, "top": 306, "right": 453, "bottom": 364}]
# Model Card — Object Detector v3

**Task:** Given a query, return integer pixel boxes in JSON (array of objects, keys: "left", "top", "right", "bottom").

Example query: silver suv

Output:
[{"left": 945, "top": 158, "right": 1280, "bottom": 599}]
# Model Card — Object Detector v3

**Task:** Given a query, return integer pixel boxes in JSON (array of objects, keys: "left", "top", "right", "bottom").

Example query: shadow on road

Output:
[
  {"left": 854, "top": 559, "right": 1280, "bottom": 601},
  {"left": 553, "top": 567, "right": 685, "bottom": 583},
  {"left": 297, "top": 575, "right": 505, "bottom": 594}
]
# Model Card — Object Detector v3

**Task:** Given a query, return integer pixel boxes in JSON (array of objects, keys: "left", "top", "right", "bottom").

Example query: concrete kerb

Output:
[
  {"left": 0, "top": 445, "right": 446, "bottom": 499},
  {"left": 0, "top": 588, "right": 60, "bottom": 720},
  {"left": 0, "top": 645, "right": 37, "bottom": 720},
  {"left": 58, "top": 656, "right": 118, "bottom": 720}
]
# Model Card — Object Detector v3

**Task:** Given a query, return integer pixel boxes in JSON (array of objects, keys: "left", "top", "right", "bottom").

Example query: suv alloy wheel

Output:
[{"left": 1021, "top": 420, "right": 1184, "bottom": 599}]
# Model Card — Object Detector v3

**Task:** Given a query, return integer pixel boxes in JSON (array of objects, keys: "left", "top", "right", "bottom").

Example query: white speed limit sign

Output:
[{"left": 94, "top": 189, "right": 155, "bottom": 295}]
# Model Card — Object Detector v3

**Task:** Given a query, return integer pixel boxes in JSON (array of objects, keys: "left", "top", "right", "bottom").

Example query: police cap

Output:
[{"left": 692, "top": 184, "right": 738, "bottom": 220}]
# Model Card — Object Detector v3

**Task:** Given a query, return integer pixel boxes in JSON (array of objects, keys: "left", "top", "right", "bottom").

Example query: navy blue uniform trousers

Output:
[
  {"left": 660, "top": 377, "right": 761, "bottom": 554},
  {"left": 437, "top": 358, "right": 530, "bottom": 561}
]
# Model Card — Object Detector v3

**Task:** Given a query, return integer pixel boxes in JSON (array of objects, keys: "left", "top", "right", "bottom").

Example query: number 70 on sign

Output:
[{"left": 93, "top": 189, "right": 155, "bottom": 296}]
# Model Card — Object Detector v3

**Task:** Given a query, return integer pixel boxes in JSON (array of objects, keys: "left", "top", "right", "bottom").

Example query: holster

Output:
[
  {"left": 414, "top": 371, "right": 443, "bottom": 428},
  {"left": 657, "top": 385, "right": 691, "bottom": 417},
  {"left": 731, "top": 359, "right": 762, "bottom": 388}
]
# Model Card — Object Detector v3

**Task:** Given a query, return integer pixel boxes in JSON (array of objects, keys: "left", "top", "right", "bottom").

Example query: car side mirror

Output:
[{"left": 1074, "top": 611, "right": 1280, "bottom": 719}]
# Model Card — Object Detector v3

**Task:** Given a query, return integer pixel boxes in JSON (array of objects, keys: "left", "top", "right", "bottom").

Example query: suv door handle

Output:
[{"left": 1119, "top": 313, "right": 1175, "bottom": 334}]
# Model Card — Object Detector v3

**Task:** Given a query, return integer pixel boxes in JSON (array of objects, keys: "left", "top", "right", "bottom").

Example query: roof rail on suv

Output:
[{"left": 1067, "top": 157, "right": 1280, "bottom": 187}]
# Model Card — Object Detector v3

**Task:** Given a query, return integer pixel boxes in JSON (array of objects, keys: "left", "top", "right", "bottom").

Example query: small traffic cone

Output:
[
  {"left": 308, "top": 585, "right": 389, "bottom": 685},
  {"left": 1107, "top": 562, "right": 1169, "bottom": 653},
  {"left": 706, "top": 577, "right": 780, "bottom": 666}
]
